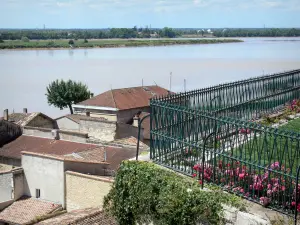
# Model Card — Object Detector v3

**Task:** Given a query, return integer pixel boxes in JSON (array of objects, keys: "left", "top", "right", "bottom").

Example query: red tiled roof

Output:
[
  {"left": 0, "top": 196, "right": 61, "bottom": 225},
  {"left": 37, "top": 208, "right": 117, "bottom": 225},
  {"left": 0, "top": 135, "right": 101, "bottom": 160},
  {"left": 78, "top": 85, "right": 170, "bottom": 110}
]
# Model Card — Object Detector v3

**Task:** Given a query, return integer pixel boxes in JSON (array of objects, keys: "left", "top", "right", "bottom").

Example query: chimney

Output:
[
  {"left": 86, "top": 111, "right": 90, "bottom": 117},
  {"left": 90, "top": 93, "right": 94, "bottom": 98},
  {"left": 23, "top": 108, "right": 28, "bottom": 114},
  {"left": 133, "top": 116, "right": 139, "bottom": 127},
  {"left": 51, "top": 129, "right": 59, "bottom": 140},
  {"left": 3, "top": 109, "right": 8, "bottom": 121}
]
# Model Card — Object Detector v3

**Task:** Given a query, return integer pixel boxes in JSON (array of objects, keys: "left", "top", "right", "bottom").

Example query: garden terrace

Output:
[{"left": 150, "top": 69, "right": 300, "bottom": 220}]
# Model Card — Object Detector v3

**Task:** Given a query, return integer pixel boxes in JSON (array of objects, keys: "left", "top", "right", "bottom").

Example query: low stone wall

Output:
[
  {"left": 23, "top": 126, "right": 88, "bottom": 143},
  {"left": 79, "top": 119, "right": 116, "bottom": 142},
  {"left": 59, "top": 130, "right": 88, "bottom": 143},
  {"left": 65, "top": 171, "right": 114, "bottom": 212},
  {"left": 23, "top": 126, "right": 53, "bottom": 139}
]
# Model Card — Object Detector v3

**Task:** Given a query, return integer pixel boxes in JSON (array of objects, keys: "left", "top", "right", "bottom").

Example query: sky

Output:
[{"left": 0, "top": 0, "right": 300, "bottom": 29}]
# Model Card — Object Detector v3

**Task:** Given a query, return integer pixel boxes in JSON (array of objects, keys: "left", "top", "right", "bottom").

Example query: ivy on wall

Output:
[{"left": 104, "top": 161, "right": 242, "bottom": 225}]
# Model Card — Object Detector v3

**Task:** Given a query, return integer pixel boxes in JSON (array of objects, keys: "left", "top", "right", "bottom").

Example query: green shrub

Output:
[
  {"left": 104, "top": 161, "right": 242, "bottom": 225},
  {"left": 21, "top": 36, "right": 29, "bottom": 42},
  {"left": 84, "top": 38, "right": 88, "bottom": 43},
  {"left": 0, "top": 39, "right": 3, "bottom": 43},
  {"left": 68, "top": 39, "right": 74, "bottom": 45}
]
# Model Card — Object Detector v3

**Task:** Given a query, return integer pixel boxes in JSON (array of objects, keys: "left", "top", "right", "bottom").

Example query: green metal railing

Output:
[
  {"left": 163, "top": 69, "right": 300, "bottom": 119},
  {"left": 150, "top": 69, "right": 300, "bottom": 221}
]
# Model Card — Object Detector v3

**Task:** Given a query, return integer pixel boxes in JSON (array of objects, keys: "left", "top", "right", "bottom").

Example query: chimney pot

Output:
[
  {"left": 23, "top": 108, "right": 28, "bottom": 114},
  {"left": 3, "top": 109, "right": 8, "bottom": 121},
  {"left": 133, "top": 116, "right": 139, "bottom": 127}
]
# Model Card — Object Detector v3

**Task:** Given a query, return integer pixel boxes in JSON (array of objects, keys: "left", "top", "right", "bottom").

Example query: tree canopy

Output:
[{"left": 46, "top": 79, "right": 91, "bottom": 114}]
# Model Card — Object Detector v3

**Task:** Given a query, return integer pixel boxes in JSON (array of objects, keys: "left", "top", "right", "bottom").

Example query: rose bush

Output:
[{"left": 193, "top": 160, "right": 299, "bottom": 211}]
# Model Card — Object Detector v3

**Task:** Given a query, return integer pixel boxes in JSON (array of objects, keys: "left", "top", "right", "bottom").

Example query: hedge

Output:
[{"left": 104, "top": 161, "right": 243, "bottom": 225}]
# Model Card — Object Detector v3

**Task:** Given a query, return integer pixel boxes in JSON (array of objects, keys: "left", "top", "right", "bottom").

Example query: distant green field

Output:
[{"left": 0, "top": 38, "right": 243, "bottom": 49}]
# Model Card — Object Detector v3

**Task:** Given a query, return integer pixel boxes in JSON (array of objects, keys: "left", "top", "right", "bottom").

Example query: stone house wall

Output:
[
  {"left": 65, "top": 171, "right": 113, "bottom": 212},
  {"left": 117, "top": 107, "right": 150, "bottom": 123},
  {"left": 26, "top": 115, "right": 56, "bottom": 129},
  {"left": 79, "top": 120, "right": 116, "bottom": 142}
]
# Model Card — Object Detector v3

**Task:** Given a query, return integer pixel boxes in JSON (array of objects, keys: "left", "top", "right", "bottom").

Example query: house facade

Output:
[{"left": 72, "top": 85, "right": 170, "bottom": 124}]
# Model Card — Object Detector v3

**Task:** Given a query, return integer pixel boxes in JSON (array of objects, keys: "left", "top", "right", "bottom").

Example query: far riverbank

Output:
[{"left": 0, "top": 38, "right": 242, "bottom": 50}]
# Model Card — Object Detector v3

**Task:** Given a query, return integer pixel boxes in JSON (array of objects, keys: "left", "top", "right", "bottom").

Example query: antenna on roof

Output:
[
  {"left": 169, "top": 72, "right": 172, "bottom": 92},
  {"left": 154, "top": 81, "right": 157, "bottom": 86}
]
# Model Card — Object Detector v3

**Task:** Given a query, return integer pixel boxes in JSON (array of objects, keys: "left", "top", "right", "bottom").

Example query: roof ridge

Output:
[{"left": 109, "top": 85, "right": 159, "bottom": 91}]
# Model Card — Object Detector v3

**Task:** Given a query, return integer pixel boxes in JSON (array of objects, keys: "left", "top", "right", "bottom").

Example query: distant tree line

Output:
[
  {"left": 0, "top": 27, "right": 180, "bottom": 40},
  {"left": 1, "top": 28, "right": 299, "bottom": 41},
  {"left": 213, "top": 28, "right": 300, "bottom": 37}
]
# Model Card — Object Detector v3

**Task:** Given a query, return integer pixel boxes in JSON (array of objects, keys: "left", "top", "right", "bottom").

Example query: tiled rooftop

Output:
[
  {"left": 0, "top": 196, "right": 61, "bottom": 225},
  {"left": 0, "top": 135, "right": 101, "bottom": 160},
  {"left": 78, "top": 85, "right": 170, "bottom": 110},
  {"left": 0, "top": 112, "right": 54, "bottom": 127},
  {"left": 37, "top": 208, "right": 117, "bottom": 225}
]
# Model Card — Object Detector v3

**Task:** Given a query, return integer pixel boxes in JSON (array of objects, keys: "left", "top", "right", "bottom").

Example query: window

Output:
[{"left": 36, "top": 189, "right": 40, "bottom": 198}]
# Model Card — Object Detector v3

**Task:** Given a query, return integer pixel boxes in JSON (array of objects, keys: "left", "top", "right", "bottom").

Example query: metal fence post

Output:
[
  {"left": 294, "top": 165, "right": 300, "bottom": 225},
  {"left": 136, "top": 114, "right": 151, "bottom": 161},
  {"left": 201, "top": 132, "right": 216, "bottom": 189}
]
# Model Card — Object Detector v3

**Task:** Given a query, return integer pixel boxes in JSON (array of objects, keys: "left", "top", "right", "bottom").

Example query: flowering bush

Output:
[{"left": 192, "top": 160, "right": 299, "bottom": 211}]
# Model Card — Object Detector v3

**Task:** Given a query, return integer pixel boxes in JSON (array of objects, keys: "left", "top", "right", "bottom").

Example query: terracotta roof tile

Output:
[
  {"left": 111, "top": 136, "right": 147, "bottom": 149},
  {"left": 0, "top": 135, "right": 101, "bottom": 160},
  {"left": 37, "top": 208, "right": 117, "bottom": 225},
  {"left": 1, "top": 112, "right": 55, "bottom": 127},
  {"left": 0, "top": 196, "right": 61, "bottom": 225},
  {"left": 78, "top": 85, "right": 170, "bottom": 110}
]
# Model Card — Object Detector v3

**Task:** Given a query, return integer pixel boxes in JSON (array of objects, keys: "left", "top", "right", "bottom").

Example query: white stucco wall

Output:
[
  {"left": 0, "top": 172, "right": 13, "bottom": 202},
  {"left": 56, "top": 117, "right": 79, "bottom": 131},
  {"left": 22, "top": 154, "right": 65, "bottom": 206}
]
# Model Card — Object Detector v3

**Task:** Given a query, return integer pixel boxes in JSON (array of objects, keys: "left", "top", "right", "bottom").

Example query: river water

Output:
[{"left": 0, "top": 37, "right": 300, "bottom": 118}]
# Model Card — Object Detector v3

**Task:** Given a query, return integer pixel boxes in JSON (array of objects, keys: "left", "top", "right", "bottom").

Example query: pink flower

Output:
[
  {"left": 192, "top": 173, "right": 197, "bottom": 178},
  {"left": 270, "top": 162, "right": 280, "bottom": 170},
  {"left": 267, "top": 184, "right": 272, "bottom": 190},
  {"left": 249, "top": 185, "right": 253, "bottom": 190},
  {"left": 260, "top": 197, "right": 271, "bottom": 206},
  {"left": 193, "top": 164, "right": 200, "bottom": 171},
  {"left": 292, "top": 202, "right": 296, "bottom": 207},
  {"left": 267, "top": 190, "right": 272, "bottom": 196},
  {"left": 239, "top": 173, "right": 245, "bottom": 179},
  {"left": 240, "top": 188, "right": 244, "bottom": 193},
  {"left": 281, "top": 186, "right": 286, "bottom": 191}
]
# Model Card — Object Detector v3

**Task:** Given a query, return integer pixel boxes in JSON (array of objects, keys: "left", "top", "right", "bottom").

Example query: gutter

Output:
[{"left": 72, "top": 104, "right": 119, "bottom": 112}]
